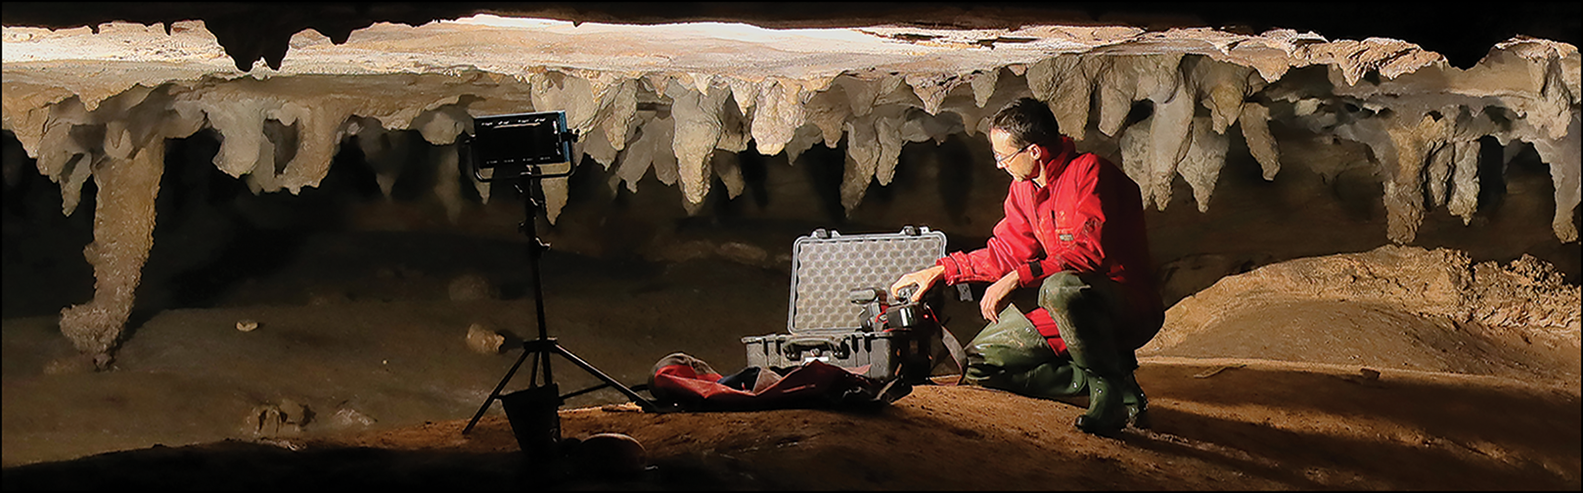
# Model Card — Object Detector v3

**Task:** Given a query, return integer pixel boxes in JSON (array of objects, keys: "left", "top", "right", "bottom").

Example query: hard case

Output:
[{"left": 742, "top": 226, "right": 947, "bottom": 381}]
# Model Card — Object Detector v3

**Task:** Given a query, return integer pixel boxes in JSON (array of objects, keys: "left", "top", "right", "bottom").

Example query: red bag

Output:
[{"left": 648, "top": 353, "right": 909, "bottom": 412}]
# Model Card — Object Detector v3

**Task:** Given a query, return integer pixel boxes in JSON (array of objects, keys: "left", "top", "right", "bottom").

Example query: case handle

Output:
[{"left": 783, "top": 337, "right": 851, "bottom": 360}]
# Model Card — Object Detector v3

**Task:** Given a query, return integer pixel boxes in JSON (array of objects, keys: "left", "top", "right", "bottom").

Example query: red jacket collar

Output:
[{"left": 1036, "top": 137, "right": 1078, "bottom": 188}]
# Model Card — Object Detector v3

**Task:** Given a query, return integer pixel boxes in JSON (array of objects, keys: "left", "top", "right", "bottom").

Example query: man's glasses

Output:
[{"left": 994, "top": 143, "right": 1033, "bottom": 166}]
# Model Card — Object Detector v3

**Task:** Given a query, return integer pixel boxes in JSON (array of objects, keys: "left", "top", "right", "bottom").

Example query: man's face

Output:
[{"left": 990, "top": 129, "right": 1038, "bottom": 182}]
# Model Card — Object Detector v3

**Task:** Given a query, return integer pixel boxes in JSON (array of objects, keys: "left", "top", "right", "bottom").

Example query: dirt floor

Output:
[
  {"left": 2, "top": 227, "right": 1579, "bottom": 490},
  {"left": 6, "top": 361, "right": 1580, "bottom": 491}
]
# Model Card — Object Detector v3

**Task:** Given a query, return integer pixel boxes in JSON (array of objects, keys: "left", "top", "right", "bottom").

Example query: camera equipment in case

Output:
[{"left": 742, "top": 225, "right": 953, "bottom": 382}]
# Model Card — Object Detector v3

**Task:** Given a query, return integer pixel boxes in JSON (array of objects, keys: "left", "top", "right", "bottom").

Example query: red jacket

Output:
[{"left": 936, "top": 137, "right": 1164, "bottom": 352}]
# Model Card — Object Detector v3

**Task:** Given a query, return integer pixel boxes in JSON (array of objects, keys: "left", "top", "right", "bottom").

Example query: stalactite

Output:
[
  {"left": 905, "top": 73, "right": 957, "bottom": 115},
  {"left": 841, "top": 111, "right": 881, "bottom": 213},
  {"left": 1142, "top": 68, "right": 1196, "bottom": 211},
  {"left": 1042, "top": 56, "right": 1098, "bottom": 141},
  {"left": 1118, "top": 112, "right": 1152, "bottom": 206},
  {"left": 58, "top": 133, "right": 164, "bottom": 354},
  {"left": 1238, "top": 102, "right": 1281, "bottom": 180},
  {"left": 945, "top": 67, "right": 1032, "bottom": 138},
  {"left": 613, "top": 112, "right": 672, "bottom": 193},
  {"left": 712, "top": 151, "right": 745, "bottom": 199},
  {"left": 602, "top": 79, "right": 639, "bottom": 157},
  {"left": 748, "top": 77, "right": 810, "bottom": 157},
  {"left": 1179, "top": 116, "right": 1231, "bottom": 213},
  {"left": 7, "top": 22, "right": 1573, "bottom": 241},
  {"left": 1381, "top": 112, "right": 1454, "bottom": 243},
  {"left": 1529, "top": 113, "right": 1581, "bottom": 242},
  {"left": 268, "top": 99, "right": 357, "bottom": 194},
  {"left": 840, "top": 103, "right": 923, "bottom": 213},
  {"left": 542, "top": 174, "right": 570, "bottom": 224},
  {"left": 531, "top": 71, "right": 599, "bottom": 135},
  {"left": 414, "top": 105, "right": 469, "bottom": 147},
  {"left": 669, "top": 80, "right": 730, "bottom": 208},
  {"left": 34, "top": 97, "right": 96, "bottom": 216},
  {"left": 783, "top": 123, "right": 823, "bottom": 165},
  {"left": 352, "top": 120, "right": 401, "bottom": 199},
  {"left": 1092, "top": 57, "right": 1132, "bottom": 138},
  {"left": 1447, "top": 140, "right": 1481, "bottom": 224},
  {"left": 802, "top": 85, "right": 852, "bottom": 149},
  {"left": 1190, "top": 58, "right": 1260, "bottom": 134},
  {"left": 576, "top": 124, "right": 613, "bottom": 168},
  {"left": 195, "top": 92, "right": 279, "bottom": 179},
  {"left": 717, "top": 95, "right": 752, "bottom": 154},
  {"left": 1024, "top": 57, "right": 1064, "bottom": 104},
  {"left": 835, "top": 74, "right": 898, "bottom": 118},
  {"left": 1426, "top": 140, "right": 1456, "bottom": 209},
  {"left": 871, "top": 106, "right": 907, "bottom": 188},
  {"left": 2, "top": 85, "right": 72, "bottom": 160},
  {"left": 969, "top": 69, "right": 999, "bottom": 109}
]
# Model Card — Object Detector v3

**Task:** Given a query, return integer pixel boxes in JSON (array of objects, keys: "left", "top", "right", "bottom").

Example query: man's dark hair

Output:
[{"left": 990, "top": 97, "right": 1063, "bottom": 149}]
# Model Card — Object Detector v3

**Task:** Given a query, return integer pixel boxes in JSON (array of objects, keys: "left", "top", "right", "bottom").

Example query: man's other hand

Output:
[
  {"left": 980, "top": 270, "right": 1020, "bottom": 322},
  {"left": 890, "top": 265, "right": 945, "bottom": 303}
]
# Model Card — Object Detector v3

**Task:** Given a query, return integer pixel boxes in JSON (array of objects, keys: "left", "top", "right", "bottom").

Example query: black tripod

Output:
[{"left": 461, "top": 140, "right": 661, "bottom": 437}]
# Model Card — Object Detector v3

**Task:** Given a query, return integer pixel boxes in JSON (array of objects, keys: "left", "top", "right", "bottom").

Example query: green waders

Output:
[
  {"left": 962, "top": 271, "right": 1149, "bottom": 436},
  {"left": 962, "top": 305, "right": 1088, "bottom": 398}
]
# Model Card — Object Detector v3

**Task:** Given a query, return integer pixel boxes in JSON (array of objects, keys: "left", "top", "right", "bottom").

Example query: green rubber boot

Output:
[
  {"left": 1119, "top": 353, "right": 1151, "bottom": 429},
  {"left": 1073, "top": 368, "right": 1127, "bottom": 436},
  {"left": 1010, "top": 359, "right": 1087, "bottom": 399},
  {"left": 1040, "top": 273, "right": 1130, "bottom": 437}
]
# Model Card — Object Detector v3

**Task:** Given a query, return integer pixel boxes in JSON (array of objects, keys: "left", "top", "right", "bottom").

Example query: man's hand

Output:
[
  {"left": 890, "top": 265, "right": 945, "bottom": 303},
  {"left": 980, "top": 270, "right": 1020, "bottom": 323}
]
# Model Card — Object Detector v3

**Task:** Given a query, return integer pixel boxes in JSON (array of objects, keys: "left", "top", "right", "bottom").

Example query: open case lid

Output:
[{"left": 787, "top": 226, "right": 947, "bottom": 333}]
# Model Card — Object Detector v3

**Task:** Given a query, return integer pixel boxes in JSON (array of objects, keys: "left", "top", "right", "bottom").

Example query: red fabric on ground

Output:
[{"left": 651, "top": 360, "right": 881, "bottom": 411}]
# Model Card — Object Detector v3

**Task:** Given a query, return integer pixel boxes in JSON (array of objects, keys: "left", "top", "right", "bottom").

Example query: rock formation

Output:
[{"left": 2, "top": 14, "right": 1578, "bottom": 353}]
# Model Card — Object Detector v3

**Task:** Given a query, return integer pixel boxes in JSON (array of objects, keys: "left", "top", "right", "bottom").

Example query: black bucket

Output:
[{"left": 499, "top": 383, "right": 563, "bottom": 462}]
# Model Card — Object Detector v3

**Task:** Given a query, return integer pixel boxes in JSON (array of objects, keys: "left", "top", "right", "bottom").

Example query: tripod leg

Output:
[
  {"left": 527, "top": 348, "right": 542, "bottom": 387},
  {"left": 552, "top": 343, "right": 662, "bottom": 412},
  {"left": 463, "top": 173, "right": 664, "bottom": 436},
  {"left": 462, "top": 343, "right": 540, "bottom": 435}
]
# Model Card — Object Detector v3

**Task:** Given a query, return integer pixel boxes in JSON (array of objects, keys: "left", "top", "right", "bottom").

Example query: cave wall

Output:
[{"left": 2, "top": 9, "right": 1580, "bottom": 356}]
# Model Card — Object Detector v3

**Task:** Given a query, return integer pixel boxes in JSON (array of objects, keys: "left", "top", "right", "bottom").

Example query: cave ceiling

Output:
[{"left": 2, "top": 2, "right": 1578, "bottom": 232}]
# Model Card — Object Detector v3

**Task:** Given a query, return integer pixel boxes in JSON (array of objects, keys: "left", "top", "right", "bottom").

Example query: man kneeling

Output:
[{"left": 891, "top": 97, "right": 1164, "bottom": 436}]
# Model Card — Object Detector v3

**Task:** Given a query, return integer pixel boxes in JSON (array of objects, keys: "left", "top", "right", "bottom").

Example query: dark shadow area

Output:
[
  {"left": 0, "top": 131, "right": 96, "bottom": 319},
  {"left": 0, "top": 441, "right": 771, "bottom": 491},
  {"left": 709, "top": 171, "right": 744, "bottom": 223},
  {"left": 1116, "top": 424, "right": 1332, "bottom": 489},
  {"left": 1257, "top": 65, "right": 1336, "bottom": 106},
  {"left": 387, "top": 133, "right": 446, "bottom": 203},
  {"left": 933, "top": 133, "right": 978, "bottom": 229},
  {"left": 738, "top": 141, "right": 772, "bottom": 210},
  {"left": 1330, "top": 167, "right": 1385, "bottom": 223},
  {"left": 152, "top": 227, "right": 312, "bottom": 309},
  {"left": 1477, "top": 134, "right": 1508, "bottom": 215},
  {"left": 1140, "top": 365, "right": 1580, "bottom": 487},
  {"left": 1123, "top": 99, "right": 1154, "bottom": 128},
  {"left": 795, "top": 140, "right": 850, "bottom": 227},
  {"left": 144, "top": 130, "right": 387, "bottom": 312},
  {"left": 1131, "top": 401, "right": 1575, "bottom": 490}
]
